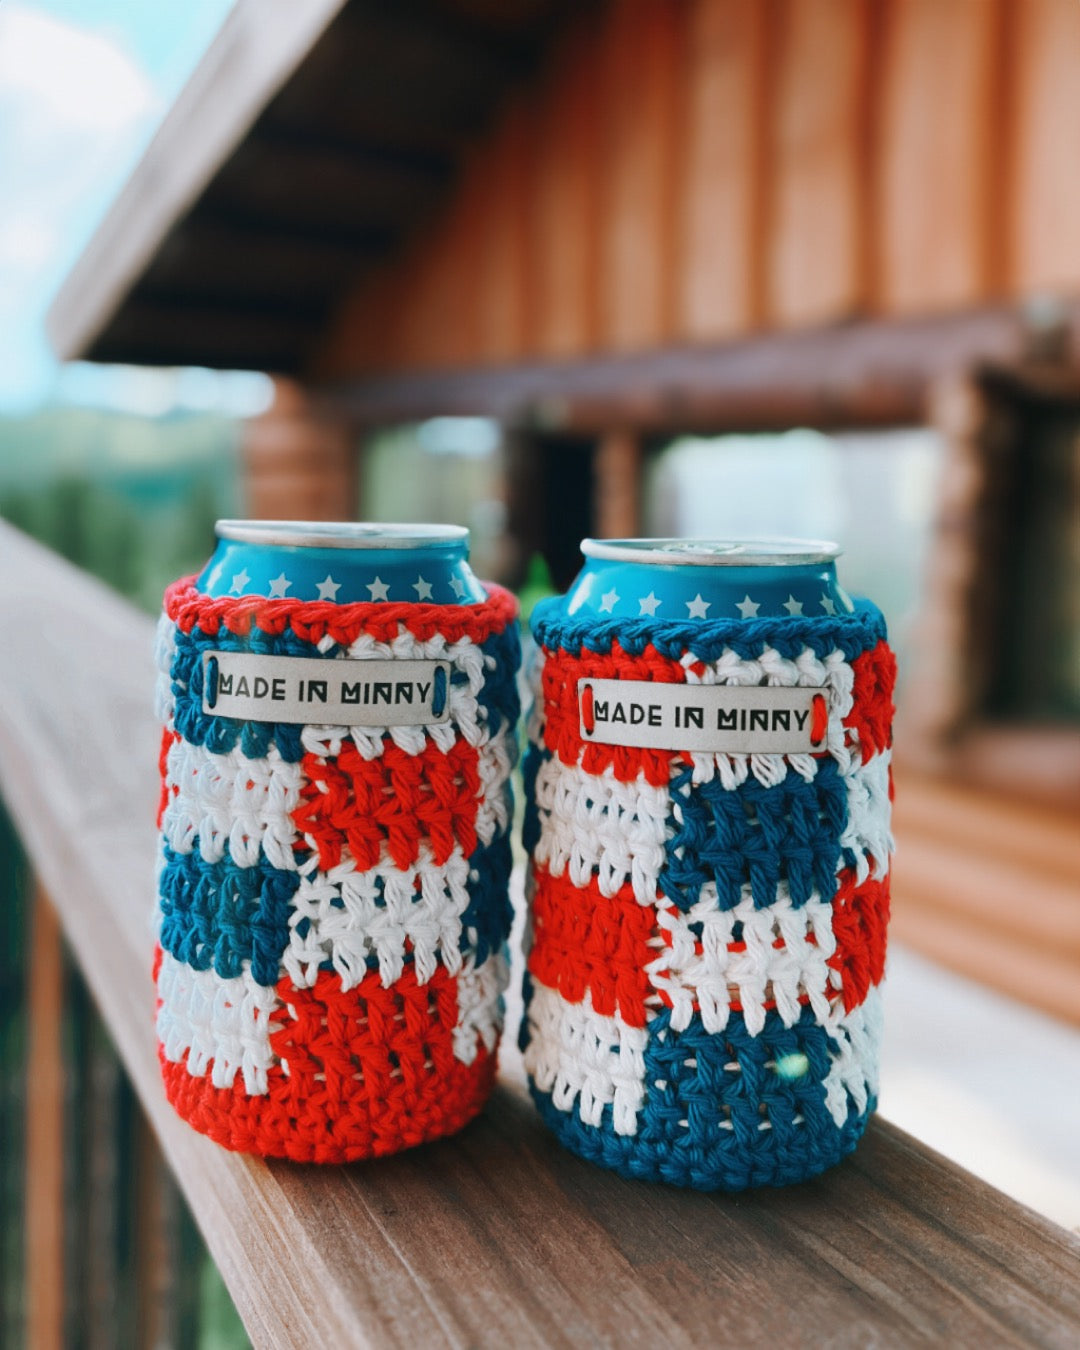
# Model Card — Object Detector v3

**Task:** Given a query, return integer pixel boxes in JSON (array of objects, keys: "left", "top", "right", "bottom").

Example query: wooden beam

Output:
[
  {"left": 46, "top": 0, "right": 350, "bottom": 364},
  {"left": 323, "top": 302, "right": 1052, "bottom": 433},
  {"left": 25, "top": 883, "right": 65, "bottom": 1350},
  {"left": 92, "top": 301, "right": 324, "bottom": 373}
]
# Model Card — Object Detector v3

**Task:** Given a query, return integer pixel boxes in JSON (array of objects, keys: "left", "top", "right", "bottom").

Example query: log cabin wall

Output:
[{"left": 315, "top": 0, "right": 1080, "bottom": 381}]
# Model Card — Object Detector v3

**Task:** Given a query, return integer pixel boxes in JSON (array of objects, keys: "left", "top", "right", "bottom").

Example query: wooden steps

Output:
[{"left": 891, "top": 768, "right": 1080, "bottom": 1024}]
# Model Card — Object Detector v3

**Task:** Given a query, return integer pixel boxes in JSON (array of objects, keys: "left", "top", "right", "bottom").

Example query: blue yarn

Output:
[
  {"left": 531, "top": 595, "right": 886, "bottom": 663},
  {"left": 661, "top": 758, "right": 847, "bottom": 910},
  {"left": 521, "top": 743, "right": 544, "bottom": 856},
  {"left": 523, "top": 996, "right": 874, "bottom": 1191},
  {"left": 158, "top": 844, "right": 299, "bottom": 986},
  {"left": 159, "top": 827, "right": 515, "bottom": 988},
  {"left": 475, "top": 624, "right": 522, "bottom": 736},
  {"left": 170, "top": 624, "right": 312, "bottom": 761},
  {"left": 460, "top": 834, "right": 515, "bottom": 966}
]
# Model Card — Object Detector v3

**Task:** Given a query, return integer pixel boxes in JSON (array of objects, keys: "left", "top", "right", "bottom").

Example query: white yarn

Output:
[
  {"left": 523, "top": 983, "right": 648, "bottom": 1137},
  {"left": 645, "top": 885, "right": 840, "bottom": 1037},
  {"left": 156, "top": 951, "right": 279, "bottom": 1095}
]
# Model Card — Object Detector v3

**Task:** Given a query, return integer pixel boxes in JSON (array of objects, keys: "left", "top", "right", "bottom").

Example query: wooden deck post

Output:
[
  {"left": 242, "top": 377, "right": 359, "bottom": 521},
  {"left": 25, "top": 882, "right": 65, "bottom": 1350},
  {"left": 593, "top": 428, "right": 642, "bottom": 537}
]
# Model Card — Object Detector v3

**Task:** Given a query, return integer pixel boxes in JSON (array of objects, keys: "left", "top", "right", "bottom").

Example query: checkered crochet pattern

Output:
[
  {"left": 154, "top": 577, "right": 520, "bottom": 1162},
  {"left": 521, "top": 600, "right": 895, "bottom": 1190}
]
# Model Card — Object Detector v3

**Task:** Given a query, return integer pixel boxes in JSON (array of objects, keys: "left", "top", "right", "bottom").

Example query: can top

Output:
[
  {"left": 565, "top": 536, "right": 853, "bottom": 620},
  {"left": 215, "top": 520, "right": 469, "bottom": 550},
  {"left": 195, "top": 519, "right": 486, "bottom": 604},
  {"left": 581, "top": 537, "right": 841, "bottom": 566}
]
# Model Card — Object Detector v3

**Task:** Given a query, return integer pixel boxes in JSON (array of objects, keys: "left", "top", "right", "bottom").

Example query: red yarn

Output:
[
  {"left": 844, "top": 641, "right": 896, "bottom": 760},
  {"left": 156, "top": 728, "right": 179, "bottom": 828},
  {"left": 294, "top": 738, "right": 481, "bottom": 871},
  {"left": 528, "top": 867, "right": 655, "bottom": 1028},
  {"left": 528, "top": 864, "right": 887, "bottom": 1028},
  {"left": 157, "top": 961, "right": 496, "bottom": 1163},
  {"left": 163, "top": 576, "right": 517, "bottom": 647},
  {"left": 827, "top": 869, "right": 891, "bottom": 1012},
  {"left": 540, "top": 643, "right": 681, "bottom": 785}
]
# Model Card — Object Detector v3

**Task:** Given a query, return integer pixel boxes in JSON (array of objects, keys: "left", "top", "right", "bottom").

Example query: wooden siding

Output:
[{"left": 317, "top": 0, "right": 1080, "bottom": 380}]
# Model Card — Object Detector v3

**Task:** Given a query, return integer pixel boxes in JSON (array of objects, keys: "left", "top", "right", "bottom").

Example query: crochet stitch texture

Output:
[
  {"left": 155, "top": 578, "right": 520, "bottom": 1162},
  {"left": 522, "top": 600, "right": 895, "bottom": 1190}
]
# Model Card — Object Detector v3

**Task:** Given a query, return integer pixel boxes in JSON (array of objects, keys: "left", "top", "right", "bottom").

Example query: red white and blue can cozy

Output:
[
  {"left": 521, "top": 539, "right": 895, "bottom": 1190},
  {"left": 153, "top": 521, "right": 521, "bottom": 1162}
]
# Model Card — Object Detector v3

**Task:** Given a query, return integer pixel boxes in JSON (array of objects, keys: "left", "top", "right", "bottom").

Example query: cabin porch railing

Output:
[{"left": 1, "top": 519, "right": 1078, "bottom": 1349}]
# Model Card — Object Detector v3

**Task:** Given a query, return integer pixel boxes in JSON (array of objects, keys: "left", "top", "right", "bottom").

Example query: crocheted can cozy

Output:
[
  {"left": 153, "top": 578, "right": 520, "bottom": 1162},
  {"left": 521, "top": 600, "right": 895, "bottom": 1190}
]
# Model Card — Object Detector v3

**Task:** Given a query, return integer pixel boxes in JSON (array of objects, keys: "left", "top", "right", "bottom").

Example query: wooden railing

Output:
[{"left": 2, "top": 519, "right": 1078, "bottom": 1348}]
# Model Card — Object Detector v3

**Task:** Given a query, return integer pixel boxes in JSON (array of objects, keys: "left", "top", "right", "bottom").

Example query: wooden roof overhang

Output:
[
  {"left": 49, "top": 0, "right": 1080, "bottom": 439},
  {"left": 46, "top": 0, "right": 574, "bottom": 375}
]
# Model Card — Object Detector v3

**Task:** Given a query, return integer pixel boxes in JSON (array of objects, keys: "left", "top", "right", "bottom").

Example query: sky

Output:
[{"left": 0, "top": 1, "right": 272, "bottom": 418}]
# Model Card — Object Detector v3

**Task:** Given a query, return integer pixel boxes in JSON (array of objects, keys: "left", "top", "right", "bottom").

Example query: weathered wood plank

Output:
[
  {"left": 474, "top": 96, "right": 534, "bottom": 365},
  {"left": 598, "top": 0, "right": 684, "bottom": 351},
  {"left": 1, "top": 522, "right": 1078, "bottom": 1349},
  {"left": 532, "top": 18, "right": 602, "bottom": 359},
  {"left": 1011, "top": 0, "right": 1080, "bottom": 293},
  {"left": 767, "top": 0, "right": 870, "bottom": 327},
  {"left": 677, "top": 0, "right": 770, "bottom": 341},
  {"left": 890, "top": 767, "right": 1080, "bottom": 1025},
  {"left": 875, "top": 0, "right": 1004, "bottom": 311}
]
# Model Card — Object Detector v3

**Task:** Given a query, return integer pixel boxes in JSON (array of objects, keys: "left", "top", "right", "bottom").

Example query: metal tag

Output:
[
  {"left": 578, "top": 679, "right": 826, "bottom": 754},
  {"left": 202, "top": 652, "right": 451, "bottom": 726}
]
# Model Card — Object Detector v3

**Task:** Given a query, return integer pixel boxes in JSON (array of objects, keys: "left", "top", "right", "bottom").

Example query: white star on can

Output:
[
  {"left": 316, "top": 574, "right": 341, "bottom": 601},
  {"left": 782, "top": 595, "right": 804, "bottom": 616},
  {"left": 413, "top": 575, "right": 433, "bottom": 600},
  {"left": 819, "top": 593, "right": 836, "bottom": 615},
  {"left": 229, "top": 569, "right": 250, "bottom": 595},
  {"left": 366, "top": 576, "right": 390, "bottom": 602},
  {"left": 638, "top": 592, "right": 661, "bottom": 616},
  {"left": 449, "top": 576, "right": 466, "bottom": 599},
  {"left": 599, "top": 589, "right": 620, "bottom": 613},
  {"left": 735, "top": 594, "right": 760, "bottom": 618},
  {"left": 686, "top": 593, "right": 711, "bottom": 618},
  {"left": 268, "top": 572, "right": 292, "bottom": 598}
]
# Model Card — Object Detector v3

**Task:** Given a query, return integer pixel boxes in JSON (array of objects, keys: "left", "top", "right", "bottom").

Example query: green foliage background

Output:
[{"left": 0, "top": 407, "right": 240, "bottom": 610}]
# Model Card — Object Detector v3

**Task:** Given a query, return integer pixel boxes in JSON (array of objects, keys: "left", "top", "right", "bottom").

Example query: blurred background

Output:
[{"left": 2, "top": 1, "right": 1079, "bottom": 1346}]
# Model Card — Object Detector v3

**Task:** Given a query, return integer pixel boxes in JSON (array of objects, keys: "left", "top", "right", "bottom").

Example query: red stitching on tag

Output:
[
  {"left": 811, "top": 693, "right": 828, "bottom": 747},
  {"left": 580, "top": 683, "right": 595, "bottom": 735}
]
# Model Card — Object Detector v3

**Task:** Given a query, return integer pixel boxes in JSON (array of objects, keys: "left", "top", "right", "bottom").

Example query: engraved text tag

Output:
[
  {"left": 578, "top": 679, "right": 826, "bottom": 754},
  {"left": 203, "top": 652, "right": 451, "bottom": 726}
]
